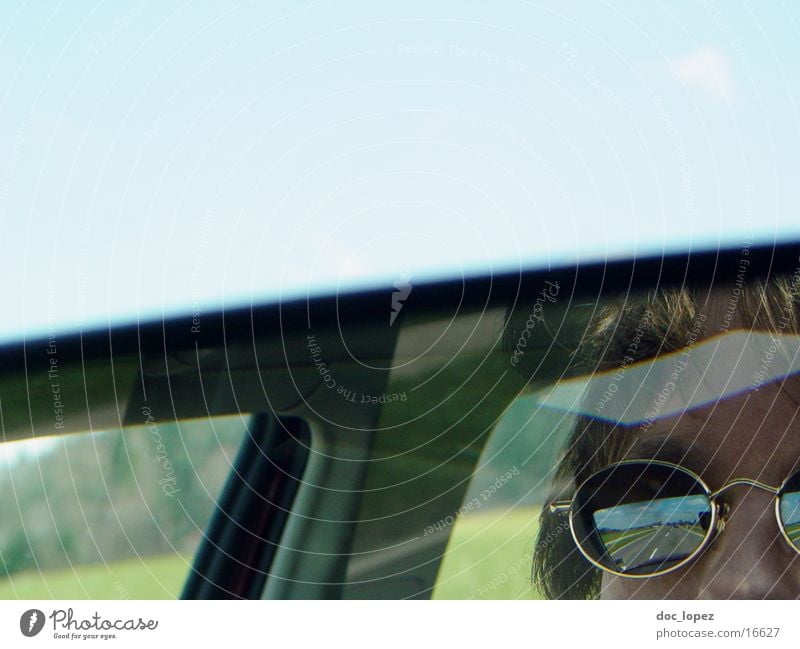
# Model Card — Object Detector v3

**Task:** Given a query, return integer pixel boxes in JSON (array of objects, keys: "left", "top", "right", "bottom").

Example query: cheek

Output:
[
  {"left": 600, "top": 571, "right": 699, "bottom": 599},
  {"left": 600, "top": 572, "right": 633, "bottom": 599}
]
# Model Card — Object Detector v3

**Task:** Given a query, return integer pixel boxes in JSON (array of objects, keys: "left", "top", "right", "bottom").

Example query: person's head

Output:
[{"left": 531, "top": 273, "right": 800, "bottom": 599}]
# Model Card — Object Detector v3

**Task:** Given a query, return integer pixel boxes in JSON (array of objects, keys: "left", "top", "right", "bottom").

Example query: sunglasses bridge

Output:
[
  {"left": 710, "top": 478, "right": 780, "bottom": 498},
  {"left": 709, "top": 478, "right": 781, "bottom": 531}
]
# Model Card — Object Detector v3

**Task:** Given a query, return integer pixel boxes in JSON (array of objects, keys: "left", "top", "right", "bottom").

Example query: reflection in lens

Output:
[
  {"left": 593, "top": 495, "right": 710, "bottom": 573},
  {"left": 571, "top": 463, "right": 712, "bottom": 575},
  {"left": 779, "top": 486, "right": 800, "bottom": 549}
]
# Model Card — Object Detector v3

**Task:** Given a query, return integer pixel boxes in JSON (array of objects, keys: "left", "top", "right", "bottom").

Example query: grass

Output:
[
  {"left": 0, "top": 554, "right": 191, "bottom": 599},
  {"left": 432, "top": 507, "right": 543, "bottom": 599},
  {"left": 0, "top": 508, "right": 544, "bottom": 599},
  {"left": 786, "top": 522, "right": 800, "bottom": 543}
]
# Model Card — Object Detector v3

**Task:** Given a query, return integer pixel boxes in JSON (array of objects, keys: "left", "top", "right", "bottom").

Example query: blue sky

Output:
[
  {"left": 1, "top": 1, "right": 799, "bottom": 341},
  {"left": 595, "top": 494, "right": 709, "bottom": 530}
]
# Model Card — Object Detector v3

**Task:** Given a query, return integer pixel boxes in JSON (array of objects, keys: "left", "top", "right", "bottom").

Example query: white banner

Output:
[{"left": 0, "top": 600, "right": 797, "bottom": 648}]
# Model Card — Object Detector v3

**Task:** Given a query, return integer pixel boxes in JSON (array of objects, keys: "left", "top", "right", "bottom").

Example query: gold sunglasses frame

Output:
[{"left": 548, "top": 459, "right": 800, "bottom": 579}]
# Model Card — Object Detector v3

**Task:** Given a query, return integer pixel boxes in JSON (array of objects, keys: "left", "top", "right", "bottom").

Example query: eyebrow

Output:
[{"left": 624, "top": 434, "right": 712, "bottom": 474}]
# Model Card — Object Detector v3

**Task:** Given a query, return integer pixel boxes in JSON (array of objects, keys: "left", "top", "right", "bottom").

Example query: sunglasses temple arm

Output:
[{"left": 548, "top": 500, "right": 572, "bottom": 513}]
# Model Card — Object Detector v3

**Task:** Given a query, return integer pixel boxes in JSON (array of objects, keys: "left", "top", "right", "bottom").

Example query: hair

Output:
[{"left": 508, "top": 274, "right": 800, "bottom": 599}]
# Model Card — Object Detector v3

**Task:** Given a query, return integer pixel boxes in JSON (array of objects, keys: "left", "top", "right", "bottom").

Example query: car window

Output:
[
  {"left": 0, "top": 415, "right": 246, "bottom": 599},
  {"left": 432, "top": 394, "right": 573, "bottom": 599}
]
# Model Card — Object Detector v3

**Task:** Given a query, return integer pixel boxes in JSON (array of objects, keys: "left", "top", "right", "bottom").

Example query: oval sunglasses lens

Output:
[{"left": 572, "top": 462, "right": 713, "bottom": 575}]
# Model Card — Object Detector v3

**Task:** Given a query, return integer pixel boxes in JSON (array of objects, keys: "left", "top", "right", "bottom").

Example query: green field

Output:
[
  {"left": 0, "top": 554, "right": 192, "bottom": 599},
  {"left": 0, "top": 508, "right": 543, "bottom": 599},
  {"left": 433, "top": 507, "right": 543, "bottom": 599},
  {"left": 785, "top": 522, "right": 800, "bottom": 544}
]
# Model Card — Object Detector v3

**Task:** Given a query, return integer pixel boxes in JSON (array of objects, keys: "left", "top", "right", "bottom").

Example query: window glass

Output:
[
  {"left": 0, "top": 415, "right": 246, "bottom": 599},
  {"left": 433, "top": 395, "right": 573, "bottom": 599}
]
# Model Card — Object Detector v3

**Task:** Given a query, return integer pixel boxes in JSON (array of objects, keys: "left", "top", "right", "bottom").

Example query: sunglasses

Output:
[{"left": 549, "top": 460, "right": 800, "bottom": 578}]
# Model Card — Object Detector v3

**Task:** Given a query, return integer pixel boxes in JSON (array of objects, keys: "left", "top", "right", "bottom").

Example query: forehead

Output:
[
  {"left": 625, "top": 283, "right": 800, "bottom": 482},
  {"left": 533, "top": 281, "right": 800, "bottom": 482},
  {"left": 629, "top": 380, "right": 800, "bottom": 485},
  {"left": 547, "top": 330, "right": 800, "bottom": 425}
]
